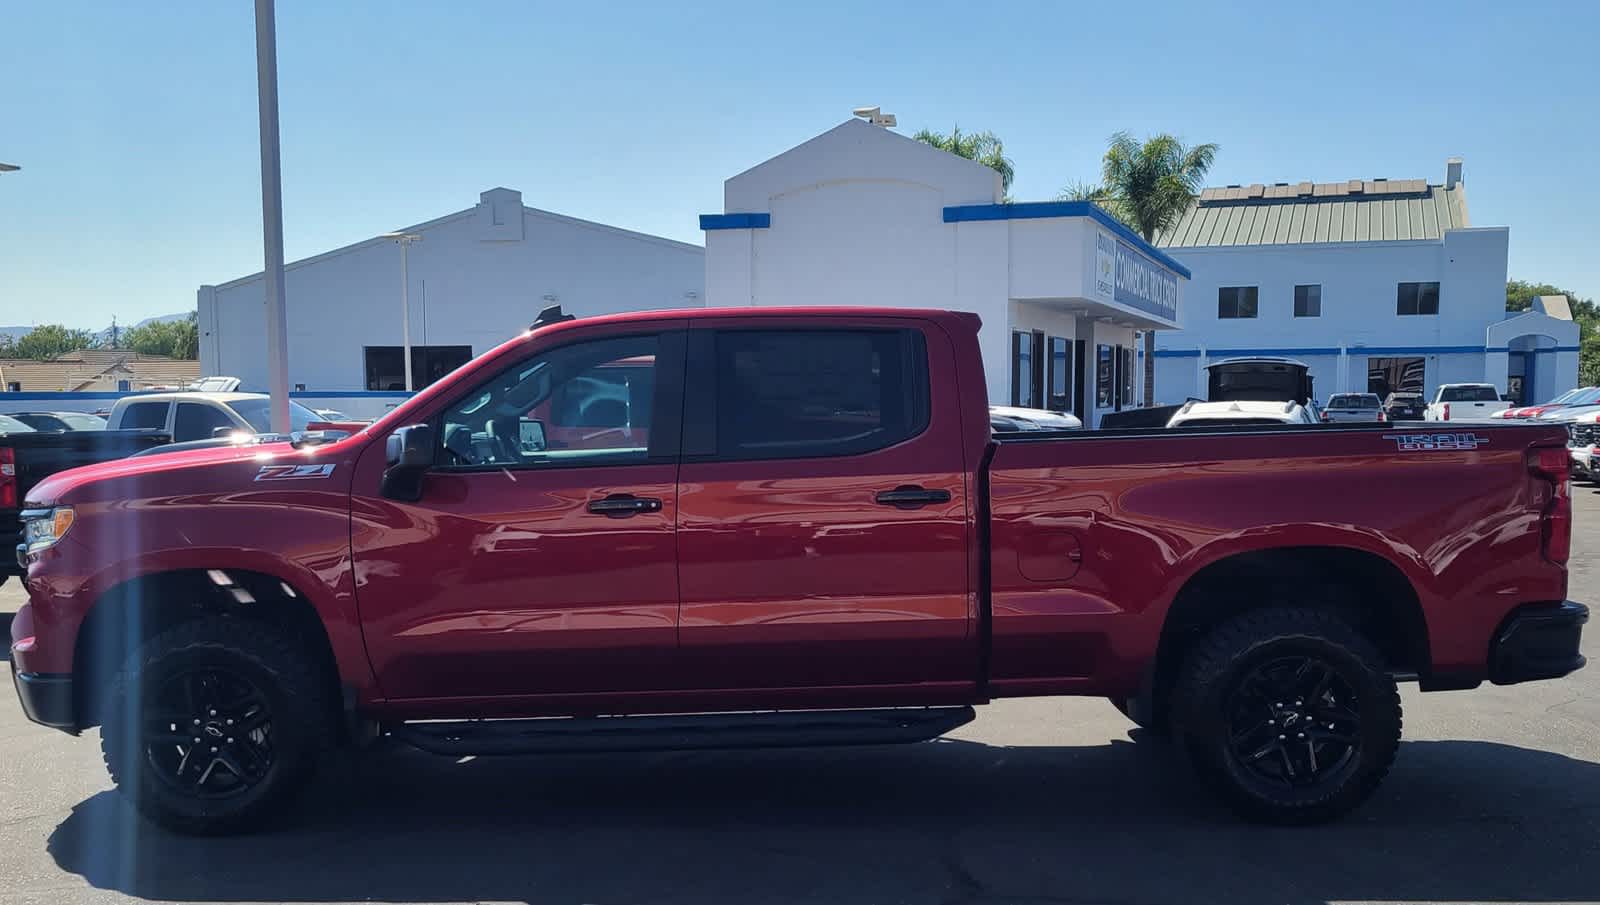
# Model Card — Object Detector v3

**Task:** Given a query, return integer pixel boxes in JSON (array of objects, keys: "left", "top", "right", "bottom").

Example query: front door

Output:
[
  {"left": 350, "top": 326, "right": 686, "bottom": 701},
  {"left": 674, "top": 317, "right": 973, "bottom": 693}
]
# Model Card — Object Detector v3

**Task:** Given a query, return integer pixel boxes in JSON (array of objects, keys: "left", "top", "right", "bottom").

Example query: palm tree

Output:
[
  {"left": 1065, "top": 132, "right": 1218, "bottom": 406},
  {"left": 913, "top": 126, "right": 1015, "bottom": 197}
]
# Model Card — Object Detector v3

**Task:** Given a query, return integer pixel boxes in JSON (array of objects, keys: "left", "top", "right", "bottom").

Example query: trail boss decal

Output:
[
  {"left": 254, "top": 463, "right": 337, "bottom": 481},
  {"left": 1382, "top": 433, "right": 1489, "bottom": 452}
]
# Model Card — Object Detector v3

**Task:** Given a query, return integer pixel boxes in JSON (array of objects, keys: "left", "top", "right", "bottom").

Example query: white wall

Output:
[
  {"left": 1156, "top": 227, "right": 1511, "bottom": 400},
  {"left": 202, "top": 189, "right": 705, "bottom": 391}
]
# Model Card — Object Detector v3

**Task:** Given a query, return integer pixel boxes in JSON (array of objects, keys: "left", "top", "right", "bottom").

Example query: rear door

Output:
[{"left": 674, "top": 316, "right": 974, "bottom": 693}]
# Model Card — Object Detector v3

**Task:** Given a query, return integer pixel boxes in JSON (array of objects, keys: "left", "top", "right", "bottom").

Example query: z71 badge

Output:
[
  {"left": 1382, "top": 432, "right": 1489, "bottom": 452},
  {"left": 254, "top": 463, "right": 337, "bottom": 481}
]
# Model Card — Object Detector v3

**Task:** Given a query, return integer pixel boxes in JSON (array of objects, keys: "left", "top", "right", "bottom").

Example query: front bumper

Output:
[
  {"left": 9, "top": 666, "right": 75, "bottom": 733},
  {"left": 1490, "top": 601, "right": 1589, "bottom": 685},
  {"left": 1571, "top": 446, "right": 1594, "bottom": 478}
]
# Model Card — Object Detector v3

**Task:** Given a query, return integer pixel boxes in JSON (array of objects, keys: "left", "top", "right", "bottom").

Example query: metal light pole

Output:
[
  {"left": 253, "top": 0, "right": 291, "bottom": 432},
  {"left": 381, "top": 233, "right": 422, "bottom": 391}
]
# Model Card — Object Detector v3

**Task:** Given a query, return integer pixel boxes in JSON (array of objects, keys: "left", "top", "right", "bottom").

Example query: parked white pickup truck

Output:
[{"left": 1424, "top": 383, "right": 1512, "bottom": 421}]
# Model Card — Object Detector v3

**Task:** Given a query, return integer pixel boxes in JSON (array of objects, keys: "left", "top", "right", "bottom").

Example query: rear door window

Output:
[
  {"left": 695, "top": 329, "right": 929, "bottom": 460},
  {"left": 119, "top": 401, "right": 170, "bottom": 430}
]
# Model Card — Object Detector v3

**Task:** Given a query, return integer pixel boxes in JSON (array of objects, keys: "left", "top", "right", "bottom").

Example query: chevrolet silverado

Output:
[{"left": 10, "top": 306, "right": 1585, "bottom": 834}]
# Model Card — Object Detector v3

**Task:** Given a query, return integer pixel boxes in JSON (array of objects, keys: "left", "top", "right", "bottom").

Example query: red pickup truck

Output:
[{"left": 9, "top": 306, "right": 1585, "bottom": 834}]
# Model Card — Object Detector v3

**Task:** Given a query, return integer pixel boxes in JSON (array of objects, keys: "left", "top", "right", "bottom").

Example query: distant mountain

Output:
[
  {"left": 96, "top": 311, "right": 193, "bottom": 347},
  {"left": 0, "top": 326, "right": 34, "bottom": 343}
]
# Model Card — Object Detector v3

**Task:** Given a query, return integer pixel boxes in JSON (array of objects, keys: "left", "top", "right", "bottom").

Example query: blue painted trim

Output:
[
  {"left": 1348, "top": 345, "right": 1485, "bottom": 355},
  {"left": 699, "top": 212, "right": 771, "bottom": 230},
  {"left": 291, "top": 391, "right": 414, "bottom": 399},
  {"left": 0, "top": 391, "right": 159, "bottom": 401},
  {"left": 1487, "top": 345, "right": 1581, "bottom": 354},
  {"left": 941, "top": 201, "right": 1193, "bottom": 280},
  {"left": 1155, "top": 344, "right": 1527, "bottom": 359}
]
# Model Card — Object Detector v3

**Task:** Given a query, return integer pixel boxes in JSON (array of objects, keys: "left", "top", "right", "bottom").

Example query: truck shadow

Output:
[{"left": 46, "top": 736, "right": 1600, "bottom": 905}]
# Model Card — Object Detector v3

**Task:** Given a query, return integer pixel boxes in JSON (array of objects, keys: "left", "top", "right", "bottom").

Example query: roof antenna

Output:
[{"left": 531, "top": 303, "right": 575, "bottom": 330}]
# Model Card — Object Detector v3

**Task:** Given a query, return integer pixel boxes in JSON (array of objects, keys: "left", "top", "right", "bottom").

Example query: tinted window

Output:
[
  {"left": 11, "top": 414, "right": 68, "bottom": 431},
  {"left": 174, "top": 402, "right": 240, "bottom": 441},
  {"left": 1440, "top": 385, "right": 1500, "bottom": 402},
  {"left": 1397, "top": 281, "right": 1440, "bottom": 315},
  {"left": 1329, "top": 395, "right": 1379, "bottom": 408},
  {"left": 710, "top": 329, "right": 928, "bottom": 460},
  {"left": 119, "top": 401, "right": 169, "bottom": 430},
  {"left": 439, "top": 333, "right": 663, "bottom": 469},
  {"left": 1218, "top": 286, "right": 1259, "bottom": 318},
  {"left": 1293, "top": 284, "right": 1321, "bottom": 317}
]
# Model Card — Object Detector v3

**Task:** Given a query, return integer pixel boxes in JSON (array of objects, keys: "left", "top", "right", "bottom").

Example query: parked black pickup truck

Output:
[{"left": 0, "top": 424, "right": 171, "bottom": 584}]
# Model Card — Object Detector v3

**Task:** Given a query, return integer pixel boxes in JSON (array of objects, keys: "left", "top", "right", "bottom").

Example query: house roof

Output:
[
  {"left": 1156, "top": 177, "right": 1469, "bottom": 248},
  {"left": 0, "top": 350, "right": 200, "bottom": 392}
]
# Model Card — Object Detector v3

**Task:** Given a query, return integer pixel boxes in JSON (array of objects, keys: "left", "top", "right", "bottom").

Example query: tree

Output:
[
  {"left": 4, "top": 324, "right": 98, "bottom": 361},
  {"left": 1063, "top": 132, "right": 1220, "bottom": 405},
  {"left": 1506, "top": 280, "right": 1600, "bottom": 386},
  {"left": 122, "top": 312, "right": 199, "bottom": 360},
  {"left": 912, "top": 126, "right": 1015, "bottom": 196}
]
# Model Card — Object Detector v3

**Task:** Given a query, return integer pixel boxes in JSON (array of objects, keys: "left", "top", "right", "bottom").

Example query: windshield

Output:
[
  {"left": 229, "top": 399, "right": 320, "bottom": 434},
  {"left": 1440, "top": 386, "right": 1501, "bottom": 402}
]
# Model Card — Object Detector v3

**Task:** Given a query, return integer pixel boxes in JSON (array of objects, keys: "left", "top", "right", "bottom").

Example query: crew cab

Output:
[
  {"left": 105, "top": 391, "right": 327, "bottom": 443},
  {"left": 1425, "top": 383, "right": 1512, "bottom": 421},
  {"left": 10, "top": 307, "right": 1584, "bottom": 834}
]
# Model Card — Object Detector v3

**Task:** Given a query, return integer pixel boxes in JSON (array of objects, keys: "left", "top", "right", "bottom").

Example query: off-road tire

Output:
[
  {"left": 100, "top": 616, "right": 335, "bottom": 835},
  {"left": 1168, "top": 608, "right": 1402, "bottom": 825}
]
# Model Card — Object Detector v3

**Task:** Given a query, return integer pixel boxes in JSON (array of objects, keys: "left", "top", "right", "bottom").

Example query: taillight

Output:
[
  {"left": 0, "top": 448, "right": 14, "bottom": 509},
  {"left": 1528, "top": 446, "right": 1571, "bottom": 564},
  {"left": 1377, "top": 410, "right": 1387, "bottom": 422},
  {"left": 1441, "top": 402, "right": 1451, "bottom": 421}
]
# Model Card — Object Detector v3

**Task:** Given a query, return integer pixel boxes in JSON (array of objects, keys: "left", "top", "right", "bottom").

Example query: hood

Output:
[{"left": 23, "top": 438, "right": 350, "bottom": 507}]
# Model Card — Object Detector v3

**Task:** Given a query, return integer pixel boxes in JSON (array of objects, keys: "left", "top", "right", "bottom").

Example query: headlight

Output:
[{"left": 22, "top": 507, "right": 75, "bottom": 554}]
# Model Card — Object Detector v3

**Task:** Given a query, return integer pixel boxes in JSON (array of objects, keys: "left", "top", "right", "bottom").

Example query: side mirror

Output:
[{"left": 381, "top": 424, "right": 434, "bottom": 501}]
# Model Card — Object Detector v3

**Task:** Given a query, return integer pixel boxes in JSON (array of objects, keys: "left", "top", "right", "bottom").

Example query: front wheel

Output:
[
  {"left": 100, "top": 616, "right": 335, "bottom": 835},
  {"left": 1168, "top": 608, "right": 1402, "bottom": 825}
]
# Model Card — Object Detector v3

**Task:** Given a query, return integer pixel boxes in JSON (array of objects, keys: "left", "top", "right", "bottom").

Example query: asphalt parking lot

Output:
[{"left": 2, "top": 486, "right": 1598, "bottom": 905}]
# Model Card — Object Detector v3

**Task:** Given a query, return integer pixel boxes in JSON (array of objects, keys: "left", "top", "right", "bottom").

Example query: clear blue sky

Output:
[{"left": 1, "top": 0, "right": 1595, "bottom": 329}]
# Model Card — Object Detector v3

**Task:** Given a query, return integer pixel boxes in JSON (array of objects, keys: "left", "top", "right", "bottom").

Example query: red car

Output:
[{"left": 10, "top": 306, "right": 1584, "bottom": 833}]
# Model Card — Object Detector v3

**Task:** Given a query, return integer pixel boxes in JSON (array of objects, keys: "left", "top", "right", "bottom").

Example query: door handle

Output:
[
  {"left": 587, "top": 494, "right": 663, "bottom": 517},
  {"left": 874, "top": 486, "right": 952, "bottom": 509}
]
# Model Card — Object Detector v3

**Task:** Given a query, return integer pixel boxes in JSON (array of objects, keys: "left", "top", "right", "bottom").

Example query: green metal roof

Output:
[{"left": 1155, "top": 178, "right": 1468, "bottom": 248}]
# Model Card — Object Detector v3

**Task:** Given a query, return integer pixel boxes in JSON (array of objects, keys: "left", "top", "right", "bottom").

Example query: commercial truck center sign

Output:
[{"left": 1112, "top": 237, "right": 1179, "bottom": 322}]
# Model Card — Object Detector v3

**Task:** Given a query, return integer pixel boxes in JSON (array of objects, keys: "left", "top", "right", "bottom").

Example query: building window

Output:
[
  {"left": 1367, "top": 357, "right": 1426, "bottom": 397},
  {"left": 1218, "top": 286, "right": 1259, "bottom": 319},
  {"left": 1011, "top": 331, "right": 1045, "bottom": 408},
  {"left": 1046, "top": 336, "right": 1071, "bottom": 413},
  {"left": 1396, "top": 281, "right": 1440, "bottom": 316},
  {"left": 364, "top": 345, "right": 473, "bottom": 391},
  {"left": 4, "top": 381, "right": 18, "bottom": 393},
  {"left": 1294, "top": 284, "right": 1322, "bottom": 318},
  {"left": 1095, "top": 344, "right": 1114, "bottom": 408}
]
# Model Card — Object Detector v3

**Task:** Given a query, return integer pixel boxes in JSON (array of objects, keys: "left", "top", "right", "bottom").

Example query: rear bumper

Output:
[
  {"left": 9, "top": 666, "right": 76, "bottom": 733},
  {"left": 1489, "top": 601, "right": 1589, "bottom": 685}
]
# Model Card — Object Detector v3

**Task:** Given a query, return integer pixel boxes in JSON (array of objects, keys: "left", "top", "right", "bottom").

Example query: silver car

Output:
[{"left": 1321, "top": 392, "right": 1385, "bottom": 423}]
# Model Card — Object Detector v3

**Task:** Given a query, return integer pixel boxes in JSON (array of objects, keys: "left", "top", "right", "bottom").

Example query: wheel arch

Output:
[{"left": 71, "top": 565, "right": 351, "bottom": 733}]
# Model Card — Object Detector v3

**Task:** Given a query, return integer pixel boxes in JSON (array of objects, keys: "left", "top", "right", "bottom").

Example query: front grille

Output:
[{"left": 1571, "top": 423, "right": 1598, "bottom": 447}]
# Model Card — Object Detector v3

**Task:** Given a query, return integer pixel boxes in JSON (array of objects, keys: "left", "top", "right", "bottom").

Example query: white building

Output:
[
  {"left": 703, "top": 119, "right": 1189, "bottom": 426},
  {"left": 199, "top": 187, "right": 704, "bottom": 408},
  {"left": 1152, "top": 162, "right": 1579, "bottom": 405}
]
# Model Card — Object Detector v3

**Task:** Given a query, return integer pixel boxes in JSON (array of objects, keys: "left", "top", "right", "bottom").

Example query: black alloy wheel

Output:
[
  {"left": 143, "top": 667, "right": 275, "bottom": 799},
  {"left": 1224, "top": 655, "right": 1360, "bottom": 791}
]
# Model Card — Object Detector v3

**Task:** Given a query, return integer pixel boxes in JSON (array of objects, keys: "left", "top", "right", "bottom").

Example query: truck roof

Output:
[{"left": 531, "top": 305, "right": 981, "bottom": 334}]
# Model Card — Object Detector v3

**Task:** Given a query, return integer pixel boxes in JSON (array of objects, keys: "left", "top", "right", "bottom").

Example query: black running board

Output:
[{"left": 388, "top": 706, "right": 977, "bottom": 756}]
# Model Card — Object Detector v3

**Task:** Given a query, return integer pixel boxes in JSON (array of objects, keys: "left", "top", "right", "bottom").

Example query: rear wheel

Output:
[
  {"left": 100, "top": 617, "right": 334, "bottom": 835},
  {"left": 1168, "top": 608, "right": 1401, "bottom": 825}
]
